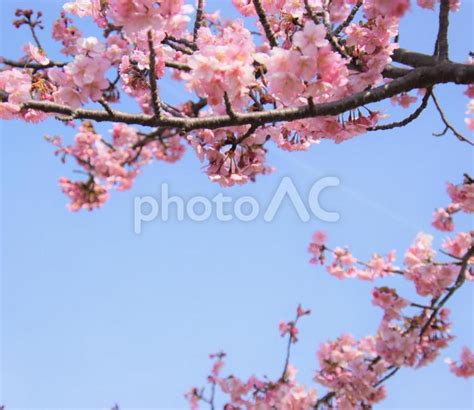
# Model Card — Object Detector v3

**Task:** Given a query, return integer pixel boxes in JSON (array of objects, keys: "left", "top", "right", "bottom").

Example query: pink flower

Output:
[
  {"left": 185, "top": 22, "right": 255, "bottom": 110},
  {"left": 23, "top": 43, "right": 50, "bottom": 65},
  {"left": 448, "top": 179, "right": 474, "bottom": 213},
  {"left": 293, "top": 21, "right": 328, "bottom": 57},
  {"left": 0, "top": 69, "right": 32, "bottom": 120},
  {"left": 76, "top": 36, "right": 105, "bottom": 57},
  {"left": 326, "top": 247, "right": 361, "bottom": 279},
  {"left": 364, "top": 0, "right": 411, "bottom": 19},
  {"left": 406, "top": 263, "right": 459, "bottom": 297},
  {"left": 65, "top": 55, "right": 110, "bottom": 101},
  {"left": 391, "top": 93, "right": 418, "bottom": 108},
  {"left": 447, "top": 347, "right": 474, "bottom": 378},
  {"left": 308, "top": 231, "right": 327, "bottom": 265},
  {"left": 52, "top": 12, "right": 82, "bottom": 55},
  {"left": 442, "top": 232, "right": 473, "bottom": 258},
  {"left": 316, "top": 334, "right": 388, "bottom": 407},
  {"left": 417, "top": 0, "right": 436, "bottom": 9},
  {"left": 59, "top": 177, "right": 109, "bottom": 211},
  {"left": 432, "top": 207, "right": 454, "bottom": 231},
  {"left": 372, "top": 287, "right": 409, "bottom": 321},
  {"left": 376, "top": 323, "right": 418, "bottom": 367},
  {"left": 404, "top": 233, "right": 435, "bottom": 268},
  {"left": 184, "top": 388, "right": 200, "bottom": 410},
  {"left": 362, "top": 251, "right": 397, "bottom": 280},
  {"left": 279, "top": 321, "right": 299, "bottom": 343},
  {"left": 297, "top": 304, "right": 311, "bottom": 318}
]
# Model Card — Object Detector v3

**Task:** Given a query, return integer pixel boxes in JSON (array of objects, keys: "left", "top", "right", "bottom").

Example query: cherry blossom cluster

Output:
[
  {"left": 186, "top": 306, "right": 318, "bottom": 409},
  {"left": 187, "top": 176, "right": 473, "bottom": 408},
  {"left": 48, "top": 122, "right": 184, "bottom": 211}
]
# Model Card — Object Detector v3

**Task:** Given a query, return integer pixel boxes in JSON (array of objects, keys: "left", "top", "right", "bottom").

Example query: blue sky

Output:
[{"left": 0, "top": 0, "right": 473, "bottom": 408}]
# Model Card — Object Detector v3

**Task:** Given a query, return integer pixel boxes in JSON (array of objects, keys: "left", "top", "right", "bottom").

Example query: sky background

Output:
[{"left": 0, "top": 0, "right": 473, "bottom": 409}]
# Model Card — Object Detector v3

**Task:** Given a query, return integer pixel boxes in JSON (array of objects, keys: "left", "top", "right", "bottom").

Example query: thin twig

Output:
[
  {"left": 147, "top": 30, "right": 162, "bottom": 119},
  {"left": 162, "top": 38, "right": 194, "bottom": 55},
  {"left": 431, "top": 92, "right": 473, "bottom": 145},
  {"left": 419, "top": 246, "right": 474, "bottom": 337},
  {"left": 373, "top": 367, "right": 401, "bottom": 388},
  {"left": 369, "top": 88, "right": 432, "bottom": 131},
  {"left": 98, "top": 99, "right": 115, "bottom": 117},
  {"left": 236, "top": 124, "right": 259, "bottom": 144},
  {"left": 164, "top": 61, "right": 191, "bottom": 72},
  {"left": 318, "top": 0, "right": 348, "bottom": 58},
  {"left": 252, "top": 0, "right": 278, "bottom": 47},
  {"left": 193, "top": 0, "right": 205, "bottom": 43},
  {"left": 1, "top": 57, "right": 65, "bottom": 69},
  {"left": 223, "top": 92, "right": 238, "bottom": 120},
  {"left": 27, "top": 18, "right": 43, "bottom": 50},
  {"left": 334, "top": 0, "right": 363, "bottom": 35}
]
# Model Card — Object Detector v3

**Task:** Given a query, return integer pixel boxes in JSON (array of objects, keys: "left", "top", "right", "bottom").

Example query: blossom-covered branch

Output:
[
  {"left": 186, "top": 175, "right": 473, "bottom": 409},
  {"left": 0, "top": 0, "right": 472, "bottom": 209}
]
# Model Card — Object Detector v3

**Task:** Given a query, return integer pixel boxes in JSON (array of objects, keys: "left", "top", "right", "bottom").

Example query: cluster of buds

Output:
[{"left": 13, "top": 9, "right": 44, "bottom": 30}]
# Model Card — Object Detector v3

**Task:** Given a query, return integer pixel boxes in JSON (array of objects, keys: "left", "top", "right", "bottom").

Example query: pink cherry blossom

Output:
[
  {"left": 432, "top": 207, "right": 455, "bottom": 231},
  {"left": 442, "top": 232, "right": 473, "bottom": 258},
  {"left": 23, "top": 43, "right": 50, "bottom": 65},
  {"left": 65, "top": 55, "right": 110, "bottom": 101},
  {"left": 292, "top": 21, "right": 328, "bottom": 57},
  {"left": 59, "top": 177, "right": 109, "bottom": 211},
  {"left": 447, "top": 178, "right": 474, "bottom": 213},
  {"left": 372, "top": 287, "right": 409, "bottom": 321},
  {"left": 308, "top": 230, "right": 327, "bottom": 265},
  {"left": 447, "top": 347, "right": 474, "bottom": 378},
  {"left": 364, "top": 0, "right": 411, "bottom": 19}
]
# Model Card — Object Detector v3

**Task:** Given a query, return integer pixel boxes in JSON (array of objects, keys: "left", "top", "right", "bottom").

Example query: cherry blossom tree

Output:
[{"left": 0, "top": 0, "right": 472, "bottom": 408}]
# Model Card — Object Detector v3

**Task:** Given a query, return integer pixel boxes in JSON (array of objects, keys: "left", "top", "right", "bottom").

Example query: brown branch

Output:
[
  {"left": 392, "top": 49, "right": 438, "bottom": 68},
  {"left": 147, "top": 30, "right": 162, "bottom": 119},
  {"left": 1, "top": 57, "right": 66, "bottom": 69},
  {"left": 165, "top": 61, "right": 191, "bottom": 72},
  {"left": 252, "top": 0, "right": 278, "bottom": 48},
  {"left": 419, "top": 246, "right": 474, "bottom": 337},
  {"left": 21, "top": 61, "right": 474, "bottom": 132},
  {"left": 236, "top": 124, "right": 259, "bottom": 144},
  {"left": 193, "top": 0, "right": 205, "bottom": 43},
  {"left": 431, "top": 92, "right": 473, "bottom": 145},
  {"left": 373, "top": 367, "right": 401, "bottom": 388},
  {"left": 223, "top": 92, "right": 238, "bottom": 120},
  {"left": 303, "top": 0, "right": 321, "bottom": 24},
  {"left": 2, "top": 56, "right": 190, "bottom": 74},
  {"left": 322, "top": 0, "right": 348, "bottom": 58},
  {"left": 25, "top": 14, "right": 43, "bottom": 51},
  {"left": 435, "top": 0, "right": 450, "bottom": 61},
  {"left": 165, "top": 35, "right": 197, "bottom": 51},
  {"left": 334, "top": 0, "right": 363, "bottom": 35},
  {"left": 315, "top": 392, "right": 336, "bottom": 409},
  {"left": 162, "top": 38, "right": 194, "bottom": 55},
  {"left": 369, "top": 88, "right": 432, "bottom": 131},
  {"left": 98, "top": 98, "right": 115, "bottom": 117}
]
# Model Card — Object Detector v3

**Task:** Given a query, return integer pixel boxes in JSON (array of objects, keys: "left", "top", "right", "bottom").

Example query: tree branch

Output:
[
  {"left": 315, "top": 246, "right": 474, "bottom": 409},
  {"left": 21, "top": 61, "right": 474, "bottom": 132},
  {"left": 435, "top": 0, "right": 451, "bottom": 61},
  {"left": 369, "top": 88, "right": 432, "bottom": 131},
  {"left": 334, "top": 0, "right": 363, "bottom": 35},
  {"left": 431, "top": 92, "right": 473, "bottom": 145},
  {"left": 147, "top": 30, "right": 162, "bottom": 119},
  {"left": 252, "top": 0, "right": 278, "bottom": 47},
  {"left": 1, "top": 57, "right": 66, "bottom": 69},
  {"left": 193, "top": 0, "right": 205, "bottom": 43},
  {"left": 392, "top": 49, "right": 438, "bottom": 68}
]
